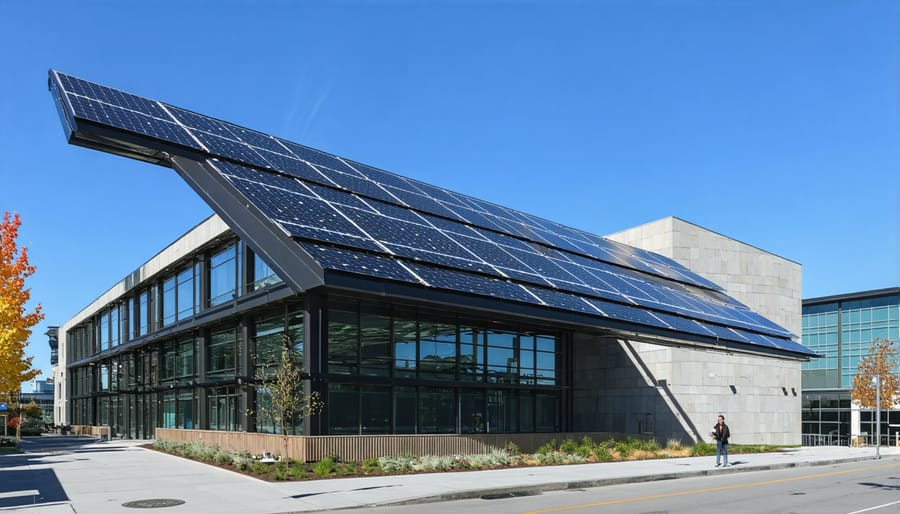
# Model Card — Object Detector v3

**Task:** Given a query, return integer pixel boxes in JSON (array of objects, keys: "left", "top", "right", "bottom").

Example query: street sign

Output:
[{"left": 0, "top": 403, "right": 7, "bottom": 411}]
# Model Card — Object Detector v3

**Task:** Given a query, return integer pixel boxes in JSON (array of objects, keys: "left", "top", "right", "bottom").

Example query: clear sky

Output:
[{"left": 1, "top": 1, "right": 898, "bottom": 383}]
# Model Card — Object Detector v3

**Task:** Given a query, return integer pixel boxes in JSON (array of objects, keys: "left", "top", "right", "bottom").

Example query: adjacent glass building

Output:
[{"left": 801, "top": 288, "right": 900, "bottom": 445}]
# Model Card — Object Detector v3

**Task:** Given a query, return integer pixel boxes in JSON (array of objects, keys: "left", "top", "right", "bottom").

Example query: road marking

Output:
[
  {"left": 523, "top": 461, "right": 899, "bottom": 513},
  {"left": 0, "top": 489, "right": 39, "bottom": 499},
  {"left": 847, "top": 499, "right": 900, "bottom": 514}
]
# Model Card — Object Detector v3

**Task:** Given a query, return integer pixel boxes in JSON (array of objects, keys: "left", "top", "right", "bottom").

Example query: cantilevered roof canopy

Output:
[{"left": 48, "top": 70, "right": 815, "bottom": 359}]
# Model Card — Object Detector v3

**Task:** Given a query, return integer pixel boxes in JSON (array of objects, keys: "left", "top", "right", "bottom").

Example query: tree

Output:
[
  {"left": 253, "top": 331, "right": 323, "bottom": 459},
  {"left": 0, "top": 212, "right": 44, "bottom": 439},
  {"left": 851, "top": 338, "right": 898, "bottom": 410}
]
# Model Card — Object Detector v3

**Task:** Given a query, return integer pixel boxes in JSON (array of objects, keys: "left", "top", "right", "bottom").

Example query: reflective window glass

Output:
[
  {"left": 328, "top": 383, "right": 359, "bottom": 434},
  {"left": 328, "top": 308, "right": 358, "bottom": 375},
  {"left": 208, "top": 326, "right": 238, "bottom": 378},
  {"left": 393, "top": 319, "right": 417, "bottom": 378},
  {"left": 360, "top": 312, "right": 391, "bottom": 377},
  {"left": 252, "top": 252, "right": 281, "bottom": 291},
  {"left": 418, "top": 321, "right": 456, "bottom": 381},
  {"left": 459, "top": 326, "right": 484, "bottom": 382},
  {"left": 177, "top": 266, "right": 195, "bottom": 321},
  {"left": 210, "top": 244, "right": 239, "bottom": 306},
  {"left": 162, "top": 276, "right": 176, "bottom": 326}
]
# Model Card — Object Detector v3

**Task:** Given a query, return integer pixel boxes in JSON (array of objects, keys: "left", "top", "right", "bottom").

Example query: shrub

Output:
[
  {"left": 534, "top": 451, "right": 565, "bottom": 465},
  {"left": 378, "top": 456, "right": 415, "bottom": 473},
  {"left": 535, "top": 439, "right": 557, "bottom": 455},
  {"left": 614, "top": 439, "right": 635, "bottom": 458},
  {"left": 251, "top": 461, "right": 273, "bottom": 475},
  {"left": 559, "top": 438, "right": 579, "bottom": 454},
  {"left": 314, "top": 456, "right": 337, "bottom": 477},
  {"left": 362, "top": 458, "right": 381, "bottom": 474},
  {"left": 465, "top": 449, "right": 510, "bottom": 469},
  {"left": 691, "top": 441, "right": 715, "bottom": 456},
  {"left": 562, "top": 453, "right": 589, "bottom": 464},
  {"left": 666, "top": 439, "right": 685, "bottom": 452},
  {"left": 213, "top": 449, "right": 233, "bottom": 466},
  {"left": 504, "top": 441, "right": 521, "bottom": 456},
  {"left": 233, "top": 455, "right": 255, "bottom": 471},
  {"left": 288, "top": 461, "right": 307, "bottom": 479},
  {"left": 415, "top": 455, "right": 454, "bottom": 472},
  {"left": 340, "top": 461, "right": 360, "bottom": 475},
  {"left": 593, "top": 446, "right": 613, "bottom": 462},
  {"left": 273, "top": 461, "right": 291, "bottom": 480}
]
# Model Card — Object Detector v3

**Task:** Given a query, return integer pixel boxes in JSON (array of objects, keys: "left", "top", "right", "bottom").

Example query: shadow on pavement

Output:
[
  {"left": 0, "top": 468, "right": 69, "bottom": 509},
  {"left": 858, "top": 481, "right": 900, "bottom": 491},
  {"left": 17, "top": 436, "right": 102, "bottom": 454}
]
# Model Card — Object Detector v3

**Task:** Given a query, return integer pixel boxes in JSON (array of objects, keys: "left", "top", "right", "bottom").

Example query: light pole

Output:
[{"left": 873, "top": 375, "right": 881, "bottom": 460}]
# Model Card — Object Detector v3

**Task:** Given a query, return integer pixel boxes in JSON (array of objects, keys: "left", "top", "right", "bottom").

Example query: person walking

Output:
[{"left": 712, "top": 414, "right": 730, "bottom": 467}]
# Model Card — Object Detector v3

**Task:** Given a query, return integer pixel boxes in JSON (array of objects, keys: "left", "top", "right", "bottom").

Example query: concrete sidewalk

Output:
[{"left": 2, "top": 436, "right": 897, "bottom": 514}]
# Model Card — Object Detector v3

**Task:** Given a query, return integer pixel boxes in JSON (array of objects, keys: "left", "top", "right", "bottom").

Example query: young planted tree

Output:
[
  {"left": 0, "top": 213, "right": 44, "bottom": 440},
  {"left": 851, "top": 338, "right": 898, "bottom": 410},
  {"left": 254, "top": 331, "right": 323, "bottom": 459}
]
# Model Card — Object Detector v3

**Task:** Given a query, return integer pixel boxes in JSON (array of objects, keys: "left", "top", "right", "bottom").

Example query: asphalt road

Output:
[{"left": 344, "top": 457, "right": 900, "bottom": 514}]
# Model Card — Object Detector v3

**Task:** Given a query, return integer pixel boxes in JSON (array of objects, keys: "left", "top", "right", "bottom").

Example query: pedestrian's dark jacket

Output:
[{"left": 712, "top": 423, "right": 730, "bottom": 444}]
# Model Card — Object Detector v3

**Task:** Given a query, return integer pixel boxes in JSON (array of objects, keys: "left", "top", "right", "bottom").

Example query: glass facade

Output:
[
  {"left": 325, "top": 300, "right": 562, "bottom": 435},
  {"left": 801, "top": 289, "right": 900, "bottom": 445},
  {"left": 63, "top": 236, "right": 565, "bottom": 439}
]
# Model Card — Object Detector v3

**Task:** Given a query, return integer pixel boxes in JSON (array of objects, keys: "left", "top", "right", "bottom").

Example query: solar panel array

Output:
[{"left": 49, "top": 70, "right": 813, "bottom": 356}]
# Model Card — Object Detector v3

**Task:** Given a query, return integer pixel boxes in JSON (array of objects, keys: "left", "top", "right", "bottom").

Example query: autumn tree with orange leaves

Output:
[
  {"left": 851, "top": 338, "right": 898, "bottom": 410},
  {"left": 0, "top": 212, "right": 44, "bottom": 408}
]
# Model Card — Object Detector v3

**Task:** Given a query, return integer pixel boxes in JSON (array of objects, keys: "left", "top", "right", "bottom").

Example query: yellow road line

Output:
[{"left": 523, "top": 461, "right": 899, "bottom": 514}]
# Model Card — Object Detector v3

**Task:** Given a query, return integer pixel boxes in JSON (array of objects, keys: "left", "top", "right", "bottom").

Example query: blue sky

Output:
[{"left": 1, "top": 1, "right": 898, "bottom": 382}]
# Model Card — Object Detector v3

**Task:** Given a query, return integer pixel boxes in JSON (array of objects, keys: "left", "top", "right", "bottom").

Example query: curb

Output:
[{"left": 359, "top": 455, "right": 885, "bottom": 510}]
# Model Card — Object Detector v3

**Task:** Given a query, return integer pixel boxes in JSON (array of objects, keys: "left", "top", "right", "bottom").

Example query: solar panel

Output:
[{"left": 49, "top": 70, "right": 812, "bottom": 356}]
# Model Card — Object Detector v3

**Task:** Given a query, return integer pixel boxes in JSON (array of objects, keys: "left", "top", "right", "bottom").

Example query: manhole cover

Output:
[{"left": 122, "top": 499, "right": 186, "bottom": 508}]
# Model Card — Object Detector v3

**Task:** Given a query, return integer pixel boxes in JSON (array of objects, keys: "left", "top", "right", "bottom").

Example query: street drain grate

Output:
[{"left": 122, "top": 499, "right": 186, "bottom": 508}]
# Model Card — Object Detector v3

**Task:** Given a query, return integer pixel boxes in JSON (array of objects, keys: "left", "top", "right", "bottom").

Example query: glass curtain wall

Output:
[
  {"left": 326, "top": 299, "right": 562, "bottom": 435},
  {"left": 251, "top": 303, "right": 305, "bottom": 434}
]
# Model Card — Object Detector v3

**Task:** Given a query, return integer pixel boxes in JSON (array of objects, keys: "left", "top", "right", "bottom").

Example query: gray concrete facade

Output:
[
  {"left": 599, "top": 217, "right": 805, "bottom": 445},
  {"left": 572, "top": 334, "right": 803, "bottom": 445}
]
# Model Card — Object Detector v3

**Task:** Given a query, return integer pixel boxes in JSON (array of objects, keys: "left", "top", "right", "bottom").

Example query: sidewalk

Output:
[{"left": 2, "top": 436, "right": 897, "bottom": 514}]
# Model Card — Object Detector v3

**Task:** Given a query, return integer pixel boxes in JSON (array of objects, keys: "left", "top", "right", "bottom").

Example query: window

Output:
[
  {"left": 208, "top": 386, "right": 239, "bottom": 431},
  {"left": 361, "top": 386, "right": 391, "bottom": 434},
  {"left": 99, "top": 364, "right": 110, "bottom": 391},
  {"left": 328, "top": 383, "right": 359, "bottom": 434},
  {"left": 210, "top": 244, "right": 239, "bottom": 307},
  {"left": 100, "top": 310, "right": 110, "bottom": 351},
  {"left": 328, "top": 308, "right": 358, "bottom": 375},
  {"left": 418, "top": 387, "right": 455, "bottom": 434},
  {"left": 161, "top": 341, "right": 176, "bottom": 382},
  {"left": 110, "top": 305, "right": 120, "bottom": 347},
  {"left": 360, "top": 312, "right": 391, "bottom": 377},
  {"left": 393, "top": 319, "right": 417, "bottom": 379},
  {"left": 162, "top": 276, "right": 176, "bottom": 326},
  {"left": 459, "top": 326, "right": 484, "bottom": 382},
  {"left": 394, "top": 386, "right": 416, "bottom": 434},
  {"left": 177, "top": 336, "right": 194, "bottom": 378},
  {"left": 176, "top": 266, "right": 197, "bottom": 321},
  {"left": 208, "top": 326, "right": 238, "bottom": 378},
  {"left": 486, "top": 330, "right": 516, "bottom": 383},
  {"left": 460, "top": 389, "right": 485, "bottom": 433},
  {"left": 418, "top": 321, "right": 456, "bottom": 381},
  {"left": 128, "top": 297, "right": 137, "bottom": 341},
  {"left": 255, "top": 309, "right": 286, "bottom": 373},
  {"left": 251, "top": 252, "right": 281, "bottom": 291}
]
